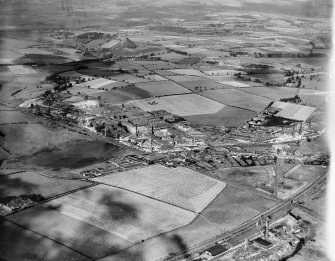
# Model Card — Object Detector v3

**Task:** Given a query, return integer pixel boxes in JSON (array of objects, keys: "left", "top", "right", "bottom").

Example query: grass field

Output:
[
  {"left": 166, "top": 75, "right": 230, "bottom": 91},
  {"left": 130, "top": 94, "right": 225, "bottom": 116},
  {"left": 0, "top": 171, "right": 89, "bottom": 199},
  {"left": 168, "top": 69, "right": 205, "bottom": 76},
  {"left": 102, "top": 185, "right": 278, "bottom": 261},
  {"left": 91, "top": 86, "right": 151, "bottom": 104},
  {"left": 0, "top": 123, "right": 88, "bottom": 156},
  {"left": 242, "top": 87, "right": 299, "bottom": 100},
  {"left": 201, "top": 89, "right": 272, "bottom": 112},
  {"left": 93, "top": 165, "right": 226, "bottom": 213},
  {"left": 0, "top": 219, "right": 90, "bottom": 261},
  {"left": 185, "top": 106, "right": 257, "bottom": 127},
  {"left": 6, "top": 184, "right": 196, "bottom": 258},
  {"left": 135, "top": 80, "right": 192, "bottom": 96}
]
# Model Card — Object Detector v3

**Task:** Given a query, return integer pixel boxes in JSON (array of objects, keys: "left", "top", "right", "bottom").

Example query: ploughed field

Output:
[{"left": 92, "top": 164, "right": 227, "bottom": 213}]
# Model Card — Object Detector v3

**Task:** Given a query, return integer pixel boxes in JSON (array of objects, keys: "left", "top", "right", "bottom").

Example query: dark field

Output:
[
  {"left": 0, "top": 171, "right": 89, "bottom": 199},
  {"left": 0, "top": 219, "right": 90, "bottom": 261},
  {"left": 185, "top": 106, "right": 257, "bottom": 127},
  {"left": 24, "top": 140, "right": 123, "bottom": 169}
]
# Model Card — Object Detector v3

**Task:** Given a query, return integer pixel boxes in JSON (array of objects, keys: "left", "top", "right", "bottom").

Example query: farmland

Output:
[
  {"left": 242, "top": 87, "right": 299, "bottom": 100},
  {"left": 201, "top": 89, "right": 272, "bottom": 113},
  {"left": 167, "top": 69, "right": 205, "bottom": 76},
  {"left": 185, "top": 106, "right": 257, "bottom": 127},
  {"left": 0, "top": 171, "right": 89, "bottom": 199},
  {"left": 134, "top": 80, "right": 192, "bottom": 96},
  {"left": 130, "top": 94, "right": 225, "bottom": 116},
  {"left": 93, "top": 164, "right": 226, "bottom": 212},
  {"left": 166, "top": 75, "right": 230, "bottom": 91},
  {"left": 0, "top": 219, "right": 90, "bottom": 261},
  {"left": 6, "top": 184, "right": 196, "bottom": 258},
  {"left": 102, "top": 185, "right": 278, "bottom": 261}
]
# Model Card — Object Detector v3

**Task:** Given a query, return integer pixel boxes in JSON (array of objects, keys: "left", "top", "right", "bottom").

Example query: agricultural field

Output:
[
  {"left": 222, "top": 81, "right": 251, "bottom": 88},
  {"left": 0, "top": 50, "right": 24, "bottom": 64},
  {"left": 185, "top": 106, "right": 257, "bottom": 127},
  {"left": 130, "top": 94, "right": 225, "bottom": 116},
  {"left": 93, "top": 164, "right": 226, "bottom": 212},
  {"left": 103, "top": 185, "right": 278, "bottom": 261},
  {"left": 90, "top": 85, "right": 152, "bottom": 104},
  {"left": 0, "top": 123, "right": 88, "bottom": 156},
  {"left": 201, "top": 89, "right": 272, "bottom": 113},
  {"left": 0, "top": 171, "right": 89, "bottom": 199},
  {"left": 76, "top": 78, "right": 118, "bottom": 89},
  {"left": 111, "top": 74, "right": 152, "bottom": 83},
  {"left": 142, "top": 74, "right": 168, "bottom": 81},
  {"left": 68, "top": 86, "right": 105, "bottom": 95},
  {"left": 134, "top": 80, "right": 192, "bottom": 96},
  {"left": 242, "top": 87, "right": 299, "bottom": 100},
  {"left": 166, "top": 75, "right": 230, "bottom": 91},
  {"left": 167, "top": 69, "right": 205, "bottom": 76},
  {"left": 203, "top": 69, "right": 245, "bottom": 76},
  {"left": 6, "top": 184, "right": 196, "bottom": 259},
  {"left": 0, "top": 219, "right": 90, "bottom": 261}
]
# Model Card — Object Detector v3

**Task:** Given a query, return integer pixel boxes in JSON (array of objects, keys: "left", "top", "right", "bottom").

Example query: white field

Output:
[
  {"left": 168, "top": 69, "right": 205, "bottom": 76},
  {"left": 222, "top": 81, "right": 250, "bottom": 88},
  {"left": 130, "top": 94, "right": 225, "bottom": 116},
  {"left": 93, "top": 164, "right": 226, "bottom": 213},
  {"left": 8, "top": 65, "right": 37, "bottom": 75},
  {"left": 76, "top": 78, "right": 118, "bottom": 89}
]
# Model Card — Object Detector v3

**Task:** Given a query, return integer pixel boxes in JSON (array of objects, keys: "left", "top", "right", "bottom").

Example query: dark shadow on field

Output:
[
  {"left": 0, "top": 175, "right": 192, "bottom": 261},
  {"left": 0, "top": 175, "right": 37, "bottom": 198}
]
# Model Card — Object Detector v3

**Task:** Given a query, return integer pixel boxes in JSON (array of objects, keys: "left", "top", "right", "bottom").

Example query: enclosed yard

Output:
[
  {"left": 201, "top": 89, "right": 272, "bottom": 113},
  {"left": 134, "top": 80, "right": 192, "bottom": 96},
  {"left": 93, "top": 165, "right": 226, "bottom": 213},
  {"left": 6, "top": 184, "right": 196, "bottom": 258},
  {"left": 130, "top": 94, "right": 225, "bottom": 116}
]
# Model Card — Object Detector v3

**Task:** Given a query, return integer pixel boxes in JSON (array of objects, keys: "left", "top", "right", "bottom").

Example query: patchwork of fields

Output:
[
  {"left": 201, "top": 89, "right": 272, "bottom": 112},
  {"left": 6, "top": 184, "right": 196, "bottom": 258}
]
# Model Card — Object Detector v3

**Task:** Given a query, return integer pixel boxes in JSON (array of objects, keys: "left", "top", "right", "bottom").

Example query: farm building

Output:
[{"left": 270, "top": 101, "right": 316, "bottom": 122}]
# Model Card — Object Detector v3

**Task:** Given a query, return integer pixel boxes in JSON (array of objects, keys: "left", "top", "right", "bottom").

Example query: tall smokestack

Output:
[
  {"left": 136, "top": 124, "right": 138, "bottom": 137},
  {"left": 244, "top": 238, "right": 248, "bottom": 252},
  {"left": 265, "top": 218, "right": 269, "bottom": 240}
]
